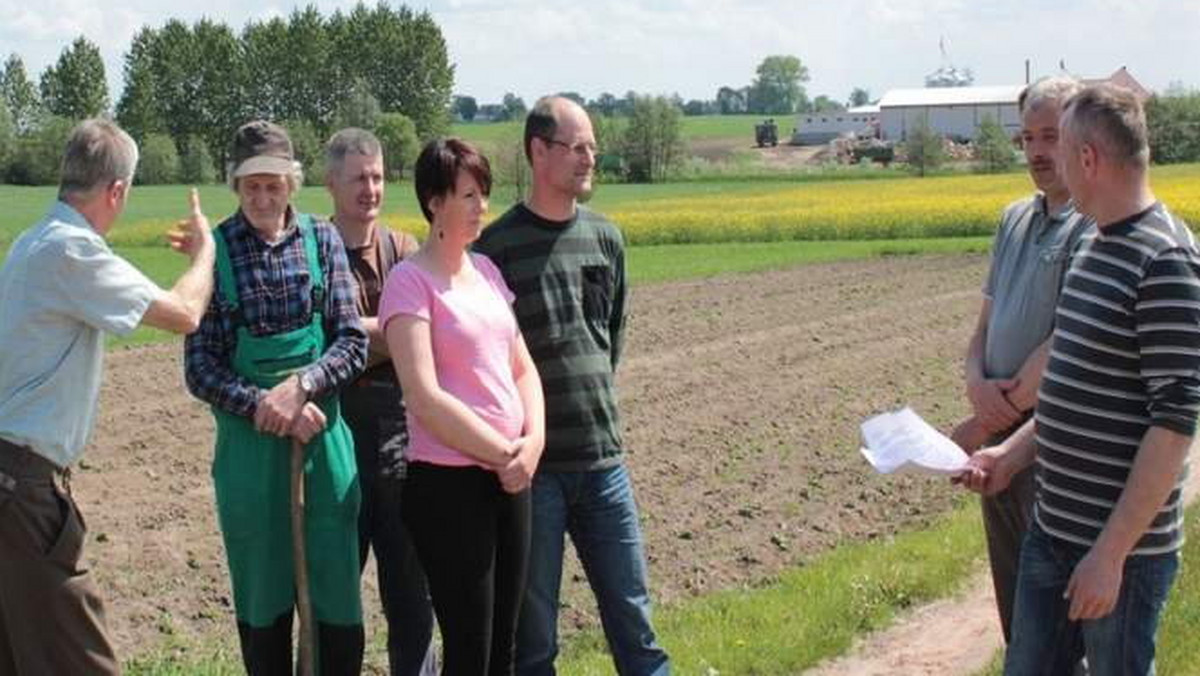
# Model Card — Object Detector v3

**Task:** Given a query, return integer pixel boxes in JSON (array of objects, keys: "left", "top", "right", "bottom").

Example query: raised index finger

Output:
[{"left": 189, "top": 187, "right": 203, "bottom": 217}]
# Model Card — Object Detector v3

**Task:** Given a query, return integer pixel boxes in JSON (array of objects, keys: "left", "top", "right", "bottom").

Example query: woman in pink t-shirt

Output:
[{"left": 378, "top": 138, "right": 544, "bottom": 676}]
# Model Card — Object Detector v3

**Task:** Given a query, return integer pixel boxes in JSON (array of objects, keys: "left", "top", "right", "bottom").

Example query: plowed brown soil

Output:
[{"left": 76, "top": 253, "right": 986, "bottom": 668}]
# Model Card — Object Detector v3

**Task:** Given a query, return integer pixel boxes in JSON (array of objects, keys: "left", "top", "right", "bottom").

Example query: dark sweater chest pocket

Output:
[{"left": 581, "top": 264, "right": 613, "bottom": 322}]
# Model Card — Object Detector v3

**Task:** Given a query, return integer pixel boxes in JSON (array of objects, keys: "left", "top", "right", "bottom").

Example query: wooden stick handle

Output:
[{"left": 291, "top": 438, "right": 315, "bottom": 676}]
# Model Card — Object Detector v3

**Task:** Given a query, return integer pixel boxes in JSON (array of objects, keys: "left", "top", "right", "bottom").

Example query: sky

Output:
[{"left": 2, "top": 0, "right": 1199, "bottom": 109}]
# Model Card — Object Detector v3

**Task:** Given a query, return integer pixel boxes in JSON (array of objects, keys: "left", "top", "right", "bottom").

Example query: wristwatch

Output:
[{"left": 297, "top": 371, "right": 317, "bottom": 400}]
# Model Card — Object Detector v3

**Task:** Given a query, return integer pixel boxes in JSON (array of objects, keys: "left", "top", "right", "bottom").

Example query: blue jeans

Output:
[
  {"left": 1005, "top": 521, "right": 1180, "bottom": 676},
  {"left": 516, "top": 465, "right": 670, "bottom": 676}
]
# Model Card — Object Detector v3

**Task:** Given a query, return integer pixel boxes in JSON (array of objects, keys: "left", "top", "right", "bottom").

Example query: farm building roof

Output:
[
  {"left": 878, "top": 85, "right": 1025, "bottom": 108},
  {"left": 1083, "top": 67, "right": 1151, "bottom": 101}
]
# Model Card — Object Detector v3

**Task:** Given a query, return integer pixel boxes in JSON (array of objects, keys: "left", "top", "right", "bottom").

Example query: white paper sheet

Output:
[{"left": 860, "top": 407, "right": 970, "bottom": 475}]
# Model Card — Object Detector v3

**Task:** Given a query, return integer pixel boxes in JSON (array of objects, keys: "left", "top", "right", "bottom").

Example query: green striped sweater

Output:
[{"left": 475, "top": 203, "right": 628, "bottom": 472}]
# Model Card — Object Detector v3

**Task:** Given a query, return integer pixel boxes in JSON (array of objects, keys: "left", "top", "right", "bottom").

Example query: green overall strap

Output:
[
  {"left": 213, "top": 226, "right": 240, "bottom": 314},
  {"left": 297, "top": 214, "right": 325, "bottom": 330}
]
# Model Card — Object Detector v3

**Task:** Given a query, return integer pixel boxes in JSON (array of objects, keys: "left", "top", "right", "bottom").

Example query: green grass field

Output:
[
  {"left": 450, "top": 119, "right": 521, "bottom": 146},
  {"left": 678, "top": 114, "right": 775, "bottom": 139}
]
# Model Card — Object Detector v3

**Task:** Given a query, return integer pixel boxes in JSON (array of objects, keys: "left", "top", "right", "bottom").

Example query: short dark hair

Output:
[
  {"left": 1061, "top": 83, "right": 1149, "bottom": 169},
  {"left": 414, "top": 137, "right": 492, "bottom": 223},
  {"left": 523, "top": 96, "right": 559, "bottom": 163}
]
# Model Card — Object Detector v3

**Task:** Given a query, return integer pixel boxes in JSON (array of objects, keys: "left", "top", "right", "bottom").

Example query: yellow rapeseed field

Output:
[{"left": 604, "top": 164, "right": 1200, "bottom": 246}]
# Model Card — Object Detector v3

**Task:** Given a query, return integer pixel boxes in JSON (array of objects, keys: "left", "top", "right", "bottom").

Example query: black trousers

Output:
[
  {"left": 342, "top": 379, "right": 436, "bottom": 676},
  {"left": 403, "top": 462, "right": 531, "bottom": 676},
  {"left": 236, "top": 613, "right": 364, "bottom": 676}
]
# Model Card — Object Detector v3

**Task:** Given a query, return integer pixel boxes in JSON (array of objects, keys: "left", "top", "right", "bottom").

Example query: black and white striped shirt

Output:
[{"left": 1035, "top": 202, "right": 1199, "bottom": 555}]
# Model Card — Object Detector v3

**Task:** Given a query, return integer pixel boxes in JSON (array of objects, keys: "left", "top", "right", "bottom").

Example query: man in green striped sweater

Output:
[{"left": 475, "top": 96, "right": 670, "bottom": 676}]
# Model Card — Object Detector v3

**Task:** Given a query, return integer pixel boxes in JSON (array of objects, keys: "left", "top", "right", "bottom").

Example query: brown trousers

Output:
[{"left": 0, "top": 439, "right": 119, "bottom": 675}]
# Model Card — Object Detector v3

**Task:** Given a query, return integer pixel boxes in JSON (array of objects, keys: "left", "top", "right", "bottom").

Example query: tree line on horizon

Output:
[
  {"left": 451, "top": 55, "right": 869, "bottom": 123},
  {"left": 6, "top": 10, "right": 1200, "bottom": 190},
  {"left": 0, "top": 2, "right": 451, "bottom": 186}
]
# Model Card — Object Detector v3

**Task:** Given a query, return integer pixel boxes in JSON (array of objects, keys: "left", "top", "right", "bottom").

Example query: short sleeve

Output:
[
  {"left": 983, "top": 206, "right": 1017, "bottom": 299},
  {"left": 472, "top": 253, "right": 515, "bottom": 305},
  {"left": 378, "top": 261, "right": 432, "bottom": 330},
  {"left": 56, "top": 235, "right": 163, "bottom": 336}
]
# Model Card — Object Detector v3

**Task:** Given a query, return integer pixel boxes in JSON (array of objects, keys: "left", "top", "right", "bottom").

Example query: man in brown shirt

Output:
[{"left": 325, "top": 128, "right": 432, "bottom": 676}]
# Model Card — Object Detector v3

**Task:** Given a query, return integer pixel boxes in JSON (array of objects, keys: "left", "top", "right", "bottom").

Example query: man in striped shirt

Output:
[
  {"left": 475, "top": 96, "right": 670, "bottom": 676},
  {"left": 963, "top": 84, "right": 1197, "bottom": 675}
]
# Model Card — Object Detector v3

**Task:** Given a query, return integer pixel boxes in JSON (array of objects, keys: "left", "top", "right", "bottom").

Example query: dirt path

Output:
[
  {"left": 805, "top": 453, "right": 1200, "bottom": 676},
  {"left": 77, "top": 253, "right": 987, "bottom": 667}
]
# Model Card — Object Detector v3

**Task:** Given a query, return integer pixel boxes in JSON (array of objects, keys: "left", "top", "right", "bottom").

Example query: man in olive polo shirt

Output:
[{"left": 953, "top": 75, "right": 1094, "bottom": 647}]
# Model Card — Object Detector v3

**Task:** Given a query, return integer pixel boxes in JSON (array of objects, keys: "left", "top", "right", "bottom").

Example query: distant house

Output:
[
  {"left": 472, "top": 104, "right": 507, "bottom": 123},
  {"left": 1084, "top": 66, "right": 1151, "bottom": 101},
  {"left": 878, "top": 85, "right": 1024, "bottom": 142},
  {"left": 792, "top": 105, "right": 880, "bottom": 145}
]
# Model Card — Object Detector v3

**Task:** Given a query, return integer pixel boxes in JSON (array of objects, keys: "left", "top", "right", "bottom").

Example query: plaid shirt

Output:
[{"left": 184, "top": 209, "right": 367, "bottom": 418}]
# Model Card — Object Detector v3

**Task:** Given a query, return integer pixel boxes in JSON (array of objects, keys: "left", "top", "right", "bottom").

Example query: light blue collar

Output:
[{"left": 46, "top": 200, "right": 97, "bottom": 232}]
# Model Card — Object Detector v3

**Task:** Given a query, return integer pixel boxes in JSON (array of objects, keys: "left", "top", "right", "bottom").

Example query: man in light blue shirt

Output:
[{"left": 0, "top": 119, "right": 215, "bottom": 674}]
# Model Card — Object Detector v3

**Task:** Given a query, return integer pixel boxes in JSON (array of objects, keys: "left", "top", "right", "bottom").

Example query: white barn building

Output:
[
  {"left": 792, "top": 105, "right": 880, "bottom": 145},
  {"left": 878, "top": 85, "right": 1024, "bottom": 142}
]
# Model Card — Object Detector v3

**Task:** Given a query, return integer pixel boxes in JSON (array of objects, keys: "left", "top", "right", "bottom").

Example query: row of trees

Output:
[
  {"left": 453, "top": 56, "right": 867, "bottom": 122},
  {"left": 0, "top": 2, "right": 451, "bottom": 185},
  {"left": 453, "top": 93, "right": 528, "bottom": 122},
  {"left": 902, "top": 115, "right": 1017, "bottom": 178},
  {"left": 1146, "top": 87, "right": 1200, "bottom": 164},
  {"left": 712, "top": 56, "right": 867, "bottom": 116},
  {"left": 602, "top": 96, "right": 686, "bottom": 183},
  {"left": 482, "top": 93, "right": 685, "bottom": 198}
]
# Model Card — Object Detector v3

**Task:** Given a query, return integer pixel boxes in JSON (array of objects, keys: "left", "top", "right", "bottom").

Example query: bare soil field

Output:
[{"left": 78, "top": 253, "right": 986, "bottom": 667}]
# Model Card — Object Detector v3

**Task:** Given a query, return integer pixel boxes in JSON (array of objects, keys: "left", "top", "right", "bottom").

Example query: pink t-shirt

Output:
[{"left": 378, "top": 253, "right": 524, "bottom": 468}]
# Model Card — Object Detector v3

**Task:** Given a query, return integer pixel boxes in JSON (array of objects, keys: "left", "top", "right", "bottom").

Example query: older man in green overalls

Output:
[{"left": 185, "top": 121, "right": 368, "bottom": 675}]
